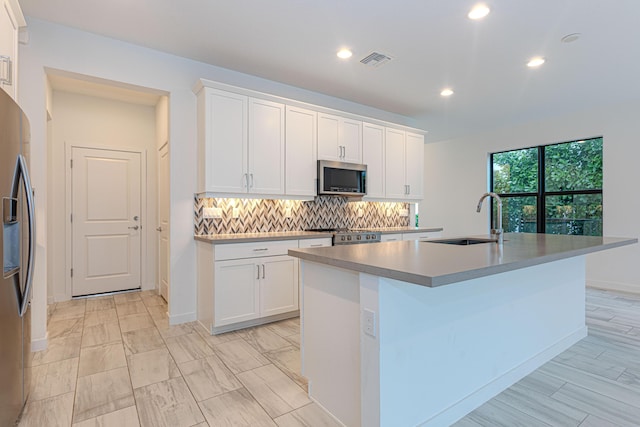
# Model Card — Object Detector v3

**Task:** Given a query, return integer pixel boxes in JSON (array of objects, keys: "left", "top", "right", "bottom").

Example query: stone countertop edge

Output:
[
  {"left": 359, "top": 227, "right": 443, "bottom": 234},
  {"left": 194, "top": 231, "right": 332, "bottom": 244},
  {"left": 288, "top": 233, "right": 637, "bottom": 288},
  {"left": 194, "top": 227, "right": 443, "bottom": 243}
]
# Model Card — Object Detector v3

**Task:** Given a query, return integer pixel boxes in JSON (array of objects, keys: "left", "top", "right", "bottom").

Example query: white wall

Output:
[
  {"left": 423, "top": 101, "right": 640, "bottom": 293},
  {"left": 18, "top": 18, "right": 417, "bottom": 342},
  {"left": 48, "top": 91, "right": 157, "bottom": 301}
]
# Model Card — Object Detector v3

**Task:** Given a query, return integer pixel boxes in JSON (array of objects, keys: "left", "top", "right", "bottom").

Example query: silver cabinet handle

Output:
[
  {"left": 252, "top": 248, "right": 268, "bottom": 252},
  {"left": 128, "top": 225, "right": 139, "bottom": 230},
  {"left": 243, "top": 173, "right": 248, "bottom": 189},
  {"left": 256, "top": 265, "right": 260, "bottom": 279},
  {"left": 407, "top": 185, "right": 410, "bottom": 195},
  {"left": 156, "top": 226, "right": 162, "bottom": 232},
  {"left": 0, "top": 55, "right": 12, "bottom": 85},
  {"left": 310, "top": 244, "right": 323, "bottom": 247},
  {"left": 262, "top": 264, "right": 266, "bottom": 279},
  {"left": 250, "top": 173, "right": 254, "bottom": 189}
]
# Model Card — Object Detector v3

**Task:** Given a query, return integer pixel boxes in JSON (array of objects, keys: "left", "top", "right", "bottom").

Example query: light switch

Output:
[
  {"left": 203, "top": 207, "right": 222, "bottom": 219},
  {"left": 400, "top": 209, "right": 409, "bottom": 217},
  {"left": 232, "top": 208, "right": 240, "bottom": 218},
  {"left": 363, "top": 309, "right": 376, "bottom": 337},
  {"left": 285, "top": 207, "right": 292, "bottom": 218}
]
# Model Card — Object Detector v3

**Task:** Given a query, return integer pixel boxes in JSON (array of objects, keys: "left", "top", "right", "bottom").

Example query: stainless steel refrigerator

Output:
[{"left": 0, "top": 89, "right": 35, "bottom": 426}]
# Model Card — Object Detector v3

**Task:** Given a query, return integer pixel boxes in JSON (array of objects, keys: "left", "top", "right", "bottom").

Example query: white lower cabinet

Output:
[{"left": 197, "top": 239, "right": 300, "bottom": 334}]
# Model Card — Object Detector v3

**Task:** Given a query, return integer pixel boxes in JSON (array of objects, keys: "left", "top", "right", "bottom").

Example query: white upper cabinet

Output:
[
  {"left": 405, "top": 132, "right": 424, "bottom": 200},
  {"left": 362, "top": 122, "right": 385, "bottom": 199},
  {"left": 197, "top": 87, "right": 284, "bottom": 195},
  {"left": 385, "top": 128, "right": 424, "bottom": 201},
  {"left": 317, "top": 112, "right": 362, "bottom": 163},
  {"left": 0, "top": 0, "right": 25, "bottom": 101},
  {"left": 199, "top": 88, "right": 248, "bottom": 193},
  {"left": 195, "top": 79, "right": 424, "bottom": 200},
  {"left": 248, "top": 98, "right": 285, "bottom": 195},
  {"left": 385, "top": 128, "right": 407, "bottom": 199},
  {"left": 285, "top": 106, "right": 317, "bottom": 197}
]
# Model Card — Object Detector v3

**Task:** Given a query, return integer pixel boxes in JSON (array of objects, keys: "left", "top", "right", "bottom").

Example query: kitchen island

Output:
[{"left": 288, "top": 233, "right": 636, "bottom": 427}]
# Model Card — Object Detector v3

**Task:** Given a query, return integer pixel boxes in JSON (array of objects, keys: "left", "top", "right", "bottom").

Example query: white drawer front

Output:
[
  {"left": 299, "top": 238, "right": 332, "bottom": 248},
  {"left": 381, "top": 233, "right": 402, "bottom": 242},
  {"left": 403, "top": 231, "right": 442, "bottom": 241},
  {"left": 215, "top": 240, "right": 298, "bottom": 261}
]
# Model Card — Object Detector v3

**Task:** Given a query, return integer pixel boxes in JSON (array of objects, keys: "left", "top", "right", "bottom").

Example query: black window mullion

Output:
[{"left": 538, "top": 146, "right": 546, "bottom": 233}]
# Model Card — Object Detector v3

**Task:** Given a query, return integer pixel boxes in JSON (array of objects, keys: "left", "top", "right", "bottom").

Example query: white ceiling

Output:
[{"left": 19, "top": 0, "right": 640, "bottom": 142}]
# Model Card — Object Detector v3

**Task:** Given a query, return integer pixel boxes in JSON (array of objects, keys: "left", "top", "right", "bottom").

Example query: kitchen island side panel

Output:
[
  {"left": 301, "top": 261, "right": 361, "bottom": 426},
  {"left": 373, "top": 256, "right": 587, "bottom": 426}
]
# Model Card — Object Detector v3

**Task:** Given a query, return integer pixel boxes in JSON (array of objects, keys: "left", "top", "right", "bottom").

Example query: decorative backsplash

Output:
[{"left": 194, "top": 196, "right": 410, "bottom": 235}]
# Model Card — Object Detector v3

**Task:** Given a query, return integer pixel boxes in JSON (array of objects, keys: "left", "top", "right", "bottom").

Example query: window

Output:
[{"left": 490, "top": 137, "right": 603, "bottom": 236}]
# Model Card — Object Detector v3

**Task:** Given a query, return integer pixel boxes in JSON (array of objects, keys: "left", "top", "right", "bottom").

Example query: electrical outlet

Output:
[
  {"left": 232, "top": 208, "right": 240, "bottom": 218},
  {"left": 285, "top": 207, "right": 292, "bottom": 218},
  {"left": 357, "top": 208, "right": 364, "bottom": 218},
  {"left": 363, "top": 309, "right": 376, "bottom": 337},
  {"left": 400, "top": 208, "right": 409, "bottom": 217},
  {"left": 203, "top": 207, "right": 222, "bottom": 219},
  {"left": 386, "top": 208, "right": 391, "bottom": 217}
]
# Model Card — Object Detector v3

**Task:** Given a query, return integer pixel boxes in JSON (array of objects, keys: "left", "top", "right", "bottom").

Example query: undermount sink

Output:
[{"left": 428, "top": 238, "right": 497, "bottom": 246}]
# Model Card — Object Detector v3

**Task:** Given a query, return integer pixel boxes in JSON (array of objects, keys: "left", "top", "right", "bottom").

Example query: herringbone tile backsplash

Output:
[{"left": 194, "top": 196, "right": 410, "bottom": 235}]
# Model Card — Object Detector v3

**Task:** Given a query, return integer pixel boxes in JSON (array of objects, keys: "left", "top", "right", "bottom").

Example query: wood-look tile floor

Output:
[{"left": 19, "top": 288, "right": 640, "bottom": 426}]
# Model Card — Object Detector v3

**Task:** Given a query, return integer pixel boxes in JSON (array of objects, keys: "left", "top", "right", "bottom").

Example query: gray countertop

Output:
[
  {"left": 194, "top": 231, "right": 332, "bottom": 244},
  {"left": 353, "top": 227, "right": 443, "bottom": 234},
  {"left": 194, "top": 226, "right": 443, "bottom": 243},
  {"left": 288, "top": 233, "right": 637, "bottom": 287}
]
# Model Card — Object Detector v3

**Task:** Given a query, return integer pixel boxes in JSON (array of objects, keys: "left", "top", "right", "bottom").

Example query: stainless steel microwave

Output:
[{"left": 317, "top": 160, "right": 367, "bottom": 197}]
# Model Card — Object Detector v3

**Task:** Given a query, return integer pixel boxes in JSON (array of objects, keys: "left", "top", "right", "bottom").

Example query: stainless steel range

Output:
[{"left": 306, "top": 228, "right": 382, "bottom": 245}]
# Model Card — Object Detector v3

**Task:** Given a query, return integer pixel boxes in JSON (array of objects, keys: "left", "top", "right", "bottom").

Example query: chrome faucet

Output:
[{"left": 477, "top": 192, "right": 504, "bottom": 245}]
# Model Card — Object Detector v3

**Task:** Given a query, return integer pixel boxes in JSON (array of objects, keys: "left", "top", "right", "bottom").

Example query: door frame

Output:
[{"left": 64, "top": 141, "right": 148, "bottom": 300}]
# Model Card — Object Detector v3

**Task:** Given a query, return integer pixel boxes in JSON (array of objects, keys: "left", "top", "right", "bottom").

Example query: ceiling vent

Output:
[{"left": 360, "top": 52, "right": 393, "bottom": 68}]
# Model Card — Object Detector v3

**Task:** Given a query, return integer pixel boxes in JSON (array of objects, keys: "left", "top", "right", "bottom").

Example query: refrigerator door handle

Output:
[{"left": 11, "top": 155, "right": 35, "bottom": 317}]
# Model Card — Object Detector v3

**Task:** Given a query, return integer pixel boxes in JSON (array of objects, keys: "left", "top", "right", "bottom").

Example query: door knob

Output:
[
  {"left": 156, "top": 226, "right": 162, "bottom": 232},
  {"left": 128, "top": 225, "right": 139, "bottom": 230}
]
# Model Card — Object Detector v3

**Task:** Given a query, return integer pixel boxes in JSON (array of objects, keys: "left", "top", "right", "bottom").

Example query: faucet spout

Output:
[{"left": 476, "top": 192, "right": 504, "bottom": 245}]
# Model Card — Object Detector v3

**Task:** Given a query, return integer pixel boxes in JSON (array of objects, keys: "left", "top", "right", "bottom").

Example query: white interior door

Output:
[
  {"left": 158, "top": 143, "right": 170, "bottom": 302},
  {"left": 71, "top": 147, "right": 142, "bottom": 296}
]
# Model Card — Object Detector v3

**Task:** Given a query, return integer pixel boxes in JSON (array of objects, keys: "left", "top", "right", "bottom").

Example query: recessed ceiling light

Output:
[
  {"left": 561, "top": 33, "right": 581, "bottom": 44},
  {"left": 440, "top": 88, "right": 454, "bottom": 97},
  {"left": 468, "top": 4, "right": 490, "bottom": 20},
  {"left": 527, "top": 57, "right": 545, "bottom": 68},
  {"left": 337, "top": 49, "right": 353, "bottom": 59}
]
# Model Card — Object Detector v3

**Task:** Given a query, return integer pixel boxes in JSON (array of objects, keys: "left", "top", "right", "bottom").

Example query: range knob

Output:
[
  {"left": 340, "top": 236, "right": 346, "bottom": 241},
  {"left": 356, "top": 235, "right": 362, "bottom": 240},
  {"left": 347, "top": 236, "right": 352, "bottom": 241}
]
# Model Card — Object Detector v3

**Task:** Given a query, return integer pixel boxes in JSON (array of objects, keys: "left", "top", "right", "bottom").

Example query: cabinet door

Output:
[
  {"left": 206, "top": 89, "right": 248, "bottom": 193},
  {"left": 260, "top": 256, "right": 299, "bottom": 317},
  {"left": 249, "top": 98, "right": 285, "bottom": 195},
  {"left": 214, "top": 259, "right": 260, "bottom": 326},
  {"left": 362, "top": 122, "right": 385, "bottom": 198},
  {"left": 0, "top": 0, "right": 18, "bottom": 100},
  {"left": 317, "top": 113, "right": 340, "bottom": 161},
  {"left": 405, "top": 132, "right": 424, "bottom": 200},
  {"left": 341, "top": 118, "right": 362, "bottom": 163},
  {"left": 285, "top": 106, "right": 317, "bottom": 196},
  {"left": 385, "top": 128, "right": 406, "bottom": 199}
]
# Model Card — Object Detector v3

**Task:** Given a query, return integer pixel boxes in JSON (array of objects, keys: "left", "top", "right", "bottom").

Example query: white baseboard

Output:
[
  {"left": 587, "top": 280, "right": 640, "bottom": 295},
  {"left": 423, "top": 326, "right": 588, "bottom": 427},
  {"left": 169, "top": 311, "right": 197, "bottom": 325},
  {"left": 31, "top": 332, "right": 49, "bottom": 352}
]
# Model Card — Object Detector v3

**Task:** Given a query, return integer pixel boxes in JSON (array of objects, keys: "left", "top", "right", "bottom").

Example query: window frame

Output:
[{"left": 489, "top": 138, "right": 603, "bottom": 235}]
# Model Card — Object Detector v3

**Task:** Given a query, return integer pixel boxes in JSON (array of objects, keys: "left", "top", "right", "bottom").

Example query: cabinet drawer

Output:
[
  {"left": 215, "top": 240, "right": 298, "bottom": 261},
  {"left": 299, "top": 238, "right": 332, "bottom": 248},
  {"left": 381, "top": 233, "right": 402, "bottom": 242},
  {"left": 403, "top": 231, "right": 442, "bottom": 241}
]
